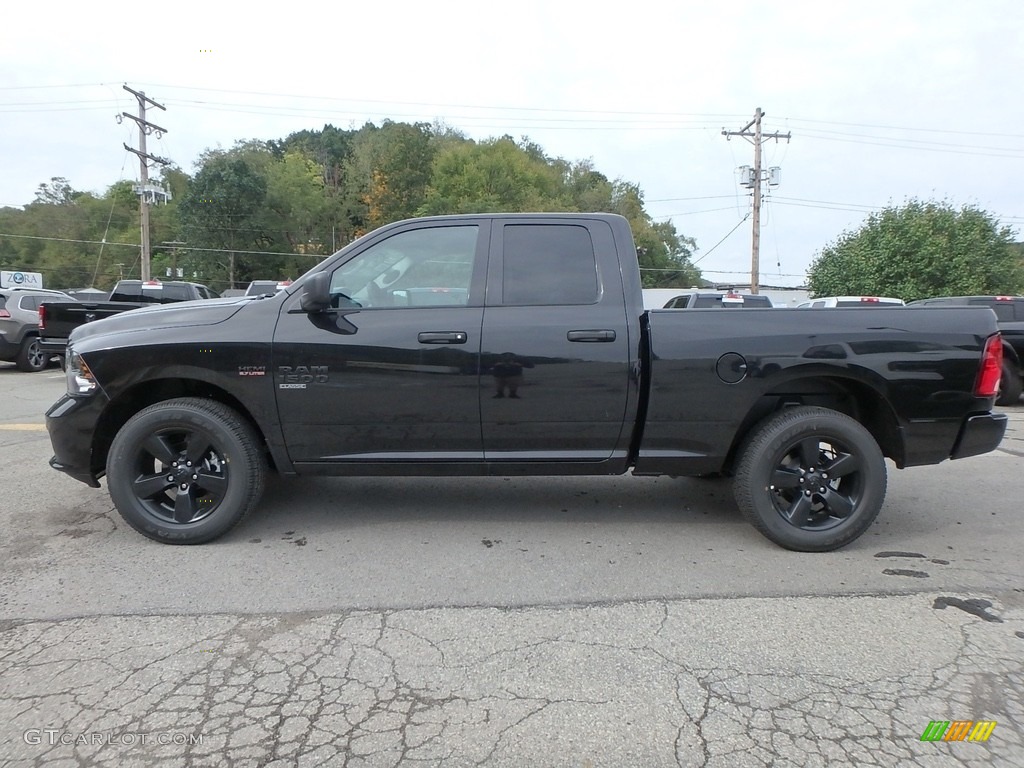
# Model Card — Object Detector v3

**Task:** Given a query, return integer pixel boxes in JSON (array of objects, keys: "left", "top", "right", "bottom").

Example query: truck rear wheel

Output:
[
  {"left": 996, "top": 360, "right": 1022, "bottom": 406},
  {"left": 107, "top": 398, "right": 266, "bottom": 544},
  {"left": 733, "top": 406, "right": 886, "bottom": 552}
]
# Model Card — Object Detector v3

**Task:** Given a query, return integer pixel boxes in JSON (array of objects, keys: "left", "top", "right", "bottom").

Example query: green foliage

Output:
[
  {"left": 347, "top": 121, "right": 435, "bottom": 230},
  {"left": 418, "top": 136, "right": 570, "bottom": 215},
  {"left": 177, "top": 148, "right": 270, "bottom": 288},
  {"left": 808, "top": 199, "right": 1024, "bottom": 300},
  {"left": 33, "top": 177, "right": 81, "bottom": 206}
]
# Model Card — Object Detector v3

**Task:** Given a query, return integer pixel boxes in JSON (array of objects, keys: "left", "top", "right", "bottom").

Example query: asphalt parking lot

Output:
[{"left": 1, "top": 364, "right": 1022, "bottom": 766}]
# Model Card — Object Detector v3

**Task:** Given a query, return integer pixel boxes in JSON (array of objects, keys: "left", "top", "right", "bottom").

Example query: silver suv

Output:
[{"left": 0, "top": 287, "right": 77, "bottom": 372}]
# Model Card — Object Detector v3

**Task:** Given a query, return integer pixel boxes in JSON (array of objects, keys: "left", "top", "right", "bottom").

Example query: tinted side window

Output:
[
  {"left": 690, "top": 296, "right": 718, "bottom": 308},
  {"left": 19, "top": 296, "right": 41, "bottom": 311},
  {"left": 160, "top": 284, "right": 190, "bottom": 302},
  {"left": 502, "top": 224, "right": 598, "bottom": 306},
  {"left": 110, "top": 284, "right": 156, "bottom": 303}
]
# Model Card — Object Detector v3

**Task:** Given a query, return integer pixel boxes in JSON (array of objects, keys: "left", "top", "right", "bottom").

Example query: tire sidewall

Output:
[
  {"left": 736, "top": 409, "right": 886, "bottom": 552},
  {"left": 107, "top": 401, "right": 256, "bottom": 543}
]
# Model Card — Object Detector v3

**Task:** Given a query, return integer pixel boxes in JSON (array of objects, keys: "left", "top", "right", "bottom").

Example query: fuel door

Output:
[{"left": 716, "top": 352, "right": 748, "bottom": 384}]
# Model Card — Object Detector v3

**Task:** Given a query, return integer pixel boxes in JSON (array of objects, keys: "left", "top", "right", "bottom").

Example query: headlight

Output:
[{"left": 65, "top": 350, "right": 98, "bottom": 395}]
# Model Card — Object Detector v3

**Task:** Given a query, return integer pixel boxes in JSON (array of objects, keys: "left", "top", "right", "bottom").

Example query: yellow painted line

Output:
[{"left": 0, "top": 424, "right": 47, "bottom": 431}]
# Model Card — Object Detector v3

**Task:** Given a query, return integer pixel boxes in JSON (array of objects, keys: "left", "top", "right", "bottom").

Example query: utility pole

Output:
[
  {"left": 722, "top": 108, "right": 791, "bottom": 294},
  {"left": 120, "top": 85, "right": 171, "bottom": 281},
  {"left": 163, "top": 240, "right": 187, "bottom": 278}
]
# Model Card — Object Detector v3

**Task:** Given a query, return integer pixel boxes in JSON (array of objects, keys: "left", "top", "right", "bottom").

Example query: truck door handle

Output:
[
  {"left": 567, "top": 329, "right": 616, "bottom": 342},
  {"left": 418, "top": 331, "right": 468, "bottom": 344}
]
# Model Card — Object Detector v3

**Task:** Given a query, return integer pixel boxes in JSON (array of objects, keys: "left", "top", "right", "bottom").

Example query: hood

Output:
[{"left": 69, "top": 296, "right": 257, "bottom": 345}]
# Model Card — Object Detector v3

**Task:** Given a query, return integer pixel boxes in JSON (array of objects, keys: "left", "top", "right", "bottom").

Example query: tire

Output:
[
  {"left": 107, "top": 398, "right": 266, "bottom": 544},
  {"left": 15, "top": 336, "right": 48, "bottom": 372},
  {"left": 733, "top": 406, "right": 887, "bottom": 552},
  {"left": 996, "top": 360, "right": 1022, "bottom": 406}
]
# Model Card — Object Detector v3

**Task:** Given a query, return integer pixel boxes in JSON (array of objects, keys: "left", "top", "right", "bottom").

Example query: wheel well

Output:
[
  {"left": 93, "top": 379, "right": 274, "bottom": 477},
  {"left": 725, "top": 376, "right": 903, "bottom": 472}
]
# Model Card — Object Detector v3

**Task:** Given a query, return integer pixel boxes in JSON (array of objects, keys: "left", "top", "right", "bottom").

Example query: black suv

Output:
[
  {"left": 0, "top": 287, "right": 78, "bottom": 371},
  {"left": 908, "top": 295, "right": 1023, "bottom": 405}
]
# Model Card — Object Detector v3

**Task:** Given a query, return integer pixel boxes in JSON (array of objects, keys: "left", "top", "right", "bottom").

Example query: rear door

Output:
[{"left": 479, "top": 218, "right": 632, "bottom": 467}]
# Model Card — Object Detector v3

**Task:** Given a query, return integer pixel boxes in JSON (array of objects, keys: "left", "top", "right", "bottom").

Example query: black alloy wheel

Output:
[
  {"left": 107, "top": 398, "right": 266, "bottom": 544},
  {"left": 733, "top": 406, "right": 887, "bottom": 552}
]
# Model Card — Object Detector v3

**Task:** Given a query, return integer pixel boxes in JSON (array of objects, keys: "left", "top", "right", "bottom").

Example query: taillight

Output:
[
  {"left": 38, "top": 304, "right": 47, "bottom": 331},
  {"left": 975, "top": 334, "right": 1003, "bottom": 398},
  {"left": 0, "top": 309, "right": 10, "bottom": 319}
]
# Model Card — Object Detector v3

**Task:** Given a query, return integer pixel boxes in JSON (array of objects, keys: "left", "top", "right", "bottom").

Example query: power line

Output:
[
  {"left": 690, "top": 214, "right": 751, "bottom": 266},
  {"left": 0, "top": 232, "right": 317, "bottom": 257},
  {"left": 6, "top": 81, "right": 1024, "bottom": 140}
]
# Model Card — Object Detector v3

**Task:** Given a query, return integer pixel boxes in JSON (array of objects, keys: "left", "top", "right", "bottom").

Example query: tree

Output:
[
  {"left": 807, "top": 199, "right": 1024, "bottom": 300},
  {"left": 418, "top": 136, "right": 570, "bottom": 215},
  {"left": 178, "top": 150, "right": 268, "bottom": 289},
  {"left": 33, "top": 177, "right": 80, "bottom": 206},
  {"left": 346, "top": 121, "right": 436, "bottom": 231}
]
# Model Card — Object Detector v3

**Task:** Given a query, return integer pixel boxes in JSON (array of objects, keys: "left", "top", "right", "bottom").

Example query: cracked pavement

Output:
[
  {"left": 1, "top": 595, "right": 1022, "bottom": 766},
  {"left": 1, "top": 373, "right": 1022, "bottom": 766}
]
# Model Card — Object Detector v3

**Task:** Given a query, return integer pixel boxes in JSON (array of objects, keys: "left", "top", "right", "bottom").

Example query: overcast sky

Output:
[{"left": 2, "top": 0, "right": 1022, "bottom": 286}]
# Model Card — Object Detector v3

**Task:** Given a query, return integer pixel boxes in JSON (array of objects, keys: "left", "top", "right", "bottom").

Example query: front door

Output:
[{"left": 273, "top": 222, "right": 487, "bottom": 465}]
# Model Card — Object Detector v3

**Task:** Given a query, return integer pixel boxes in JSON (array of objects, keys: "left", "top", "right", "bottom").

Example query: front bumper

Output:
[
  {"left": 950, "top": 412, "right": 1008, "bottom": 460},
  {"left": 45, "top": 392, "right": 109, "bottom": 487}
]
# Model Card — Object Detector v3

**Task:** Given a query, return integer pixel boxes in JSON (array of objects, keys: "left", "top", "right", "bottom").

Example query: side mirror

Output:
[{"left": 300, "top": 272, "right": 331, "bottom": 313}]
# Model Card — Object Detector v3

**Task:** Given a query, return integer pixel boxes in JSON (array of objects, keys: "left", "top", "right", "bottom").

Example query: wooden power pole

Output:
[
  {"left": 722, "top": 108, "right": 791, "bottom": 294},
  {"left": 120, "top": 85, "right": 171, "bottom": 282}
]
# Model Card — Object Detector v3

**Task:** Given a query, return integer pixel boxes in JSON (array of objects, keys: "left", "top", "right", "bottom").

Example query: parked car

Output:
[
  {"left": 662, "top": 291, "right": 773, "bottom": 308},
  {"left": 907, "top": 295, "right": 1023, "bottom": 405},
  {"left": 0, "top": 287, "right": 78, "bottom": 371},
  {"left": 796, "top": 296, "right": 905, "bottom": 308},
  {"left": 46, "top": 213, "right": 1006, "bottom": 552}
]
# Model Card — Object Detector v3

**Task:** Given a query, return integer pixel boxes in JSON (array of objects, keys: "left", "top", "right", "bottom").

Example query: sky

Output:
[{"left": 2, "top": 0, "right": 1023, "bottom": 287}]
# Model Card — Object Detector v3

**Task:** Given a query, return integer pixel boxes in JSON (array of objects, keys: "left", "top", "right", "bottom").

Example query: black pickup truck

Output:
[
  {"left": 45, "top": 213, "right": 1007, "bottom": 551},
  {"left": 38, "top": 279, "right": 220, "bottom": 359}
]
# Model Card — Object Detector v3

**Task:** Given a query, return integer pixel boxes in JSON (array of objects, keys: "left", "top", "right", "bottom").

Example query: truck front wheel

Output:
[
  {"left": 107, "top": 398, "right": 266, "bottom": 544},
  {"left": 733, "top": 406, "right": 886, "bottom": 552}
]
